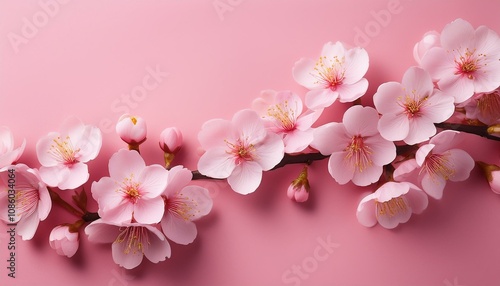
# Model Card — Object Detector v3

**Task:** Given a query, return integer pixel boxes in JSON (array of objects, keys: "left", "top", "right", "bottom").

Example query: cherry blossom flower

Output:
[
  {"left": 252, "top": 90, "right": 323, "bottom": 153},
  {"left": 197, "top": 109, "right": 284, "bottom": 195},
  {"left": 477, "top": 161, "right": 500, "bottom": 194},
  {"left": 36, "top": 117, "right": 102, "bottom": 190},
  {"left": 85, "top": 219, "right": 171, "bottom": 269},
  {"left": 463, "top": 88, "right": 500, "bottom": 125},
  {"left": 356, "top": 181, "right": 428, "bottom": 229},
  {"left": 286, "top": 166, "right": 310, "bottom": 202},
  {"left": 413, "top": 30, "right": 440, "bottom": 65},
  {"left": 421, "top": 18, "right": 500, "bottom": 103},
  {"left": 0, "top": 164, "right": 51, "bottom": 240},
  {"left": 0, "top": 126, "right": 26, "bottom": 169},
  {"left": 311, "top": 105, "right": 396, "bottom": 186},
  {"left": 91, "top": 149, "right": 167, "bottom": 224},
  {"left": 374, "top": 66, "right": 455, "bottom": 145},
  {"left": 293, "top": 41, "right": 369, "bottom": 109},
  {"left": 161, "top": 166, "right": 212, "bottom": 245},
  {"left": 393, "top": 130, "right": 475, "bottom": 199},
  {"left": 49, "top": 225, "right": 79, "bottom": 258},
  {"left": 159, "top": 127, "right": 183, "bottom": 168},
  {"left": 116, "top": 114, "right": 147, "bottom": 146}
]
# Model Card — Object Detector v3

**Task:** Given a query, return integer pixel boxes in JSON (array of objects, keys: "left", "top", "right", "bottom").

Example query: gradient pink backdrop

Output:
[{"left": 1, "top": 0, "right": 500, "bottom": 285}]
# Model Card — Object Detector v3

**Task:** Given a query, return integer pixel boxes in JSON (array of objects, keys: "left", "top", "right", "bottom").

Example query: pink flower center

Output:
[
  {"left": 422, "top": 152, "right": 455, "bottom": 180},
  {"left": 164, "top": 194, "right": 198, "bottom": 221},
  {"left": 477, "top": 90, "right": 500, "bottom": 123},
  {"left": 375, "top": 196, "right": 409, "bottom": 218},
  {"left": 313, "top": 55, "right": 345, "bottom": 90},
  {"left": 399, "top": 91, "right": 428, "bottom": 118},
  {"left": 454, "top": 48, "right": 485, "bottom": 79},
  {"left": 267, "top": 101, "right": 297, "bottom": 131},
  {"left": 15, "top": 187, "right": 39, "bottom": 218},
  {"left": 118, "top": 175, "right": 142, "bottom": 203},
  {"left": 225, "top": 138, "right": 255, "bottom": 163},
  {"left": 49, "top": 136, "right": 80, "bottom": 165},
  {"left": 344, "top": 135, "right": 373, "bottom": 172},
  {"left": 115, "top": 226, "right": 149, "bottom": 255}
]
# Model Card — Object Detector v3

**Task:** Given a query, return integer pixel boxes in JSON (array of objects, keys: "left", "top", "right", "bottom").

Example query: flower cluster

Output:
[{"left": 1, "top": 18, "right": 500, "bottom": 270}]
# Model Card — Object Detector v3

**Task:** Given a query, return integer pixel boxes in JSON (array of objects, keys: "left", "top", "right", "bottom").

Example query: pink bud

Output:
[
  {"left": 478, "top": 162, "right": 500, "bottom": 194},
  {"left": 159, "top": 127, "right": 183, "bottom": 154},
  {"left": 49, "top": 225, "right": 79, "bottom": 258},
  {"left": 287, "top": 166, "right": 310, "bottom": 203},
  {"left": 116, "top": 114, "right": 147, "bottom": 145},
  {"left": 413, "top": 30, "right": 440, "bottom": 65}
]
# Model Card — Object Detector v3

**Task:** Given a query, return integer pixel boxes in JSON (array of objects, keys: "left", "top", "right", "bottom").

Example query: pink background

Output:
[{"left": 1, "top": 0, "right": 500, "bottom": 285}]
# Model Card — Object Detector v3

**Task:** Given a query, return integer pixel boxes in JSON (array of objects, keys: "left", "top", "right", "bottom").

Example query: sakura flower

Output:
[
  {"left": 0, "top": 164, "right": 51, "bottom": 240},
  {"left": 356, "top": 181, "right": 428, "bottom": 229},
  {"left": 0, "top": 126, "right": 26, "bottom": 169},
  {"left": 286, "top": 166, "right": 310, "bottom": 202},
  {"left": 85, "top": 219, "right": 171, "bottom": 269},
  {"left": 252, "top": 90, "right": 323, "bottom": 153},
  {"left": 311, "top": 105, "right": 396, "bottom": 186},
  {"left": 293, "top": 41, "right": 369, "bottom": 109},
  {"left": 91, "top": 149, "right": 167, "bottom": 224},
  {"left": 49, "top": 225, "right": 79, "bottom": 258},
  {"left": 36, "top": 117, "right": 102, "bottom": 190},
  {"left": 421, "top": 18, "right": 500, "bottom": 103},
  {"left": 197, "top": 109, "right": 284, "bottom": 195},
  {"left": 374, "top": 66, "right": 455, "bottom": 145},
  {"left": 116, "top": 114, "right": 147, "bottom": 146},
  {"left": 477, "top": 161, "right": 500, "bottom": 194},
  {"left": 413, "top": 30, "right": 440, "bottom": 65},
  {"left": 463, "top": 88, "right": 500, "bottom": 125},
  {"left": 393, "top": 130, "right": 475, "bottom": 199},
  {"left": 161, "top": 166, "right": 212, "bottom": 245},
  {"left": 159, "top": 127, "right": 183, "bottom": 168}
]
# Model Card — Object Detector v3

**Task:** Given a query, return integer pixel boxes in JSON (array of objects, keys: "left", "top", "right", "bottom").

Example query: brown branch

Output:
[{"left": 435, "top": 123, "right": 500, "bottom": 141}]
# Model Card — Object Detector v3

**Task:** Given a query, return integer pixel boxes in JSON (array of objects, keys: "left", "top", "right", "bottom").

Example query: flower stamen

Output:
[
  {"left": 344, "top": 135, "right": 373, "bottom": 172},
  {"left": 376, "top": 197, "right": 408, "bottom": 217}
]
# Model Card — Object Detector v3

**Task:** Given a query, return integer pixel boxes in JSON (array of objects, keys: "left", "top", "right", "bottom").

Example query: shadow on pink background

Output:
[{"left": 1, "top": 0, "right": 500, "bottom": 285}]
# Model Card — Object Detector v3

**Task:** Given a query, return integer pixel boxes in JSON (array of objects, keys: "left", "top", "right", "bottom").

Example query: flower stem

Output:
[
  {"left": 435, "top": 122, "right": 500, "bottom": 141},
  {"left": 48, "top": 188, "right": 85, "bottom": 218}
]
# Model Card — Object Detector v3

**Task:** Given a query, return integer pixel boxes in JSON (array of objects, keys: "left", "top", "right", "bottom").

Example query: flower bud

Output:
[
  {"left": 413, "top": 30, "right": 440, "bottom": 65},
  {"left": 116, "top": 114, "right": 147, "bottom": 147},
  {"left": 477, "top": 161, "right": 500, "bottom": 194},
  {"left": 159, "top": 127, "right": 183, "bottom": 154},
  {"left": 287, "top": 166, "right": 310, "bottom": 203},
  {"left": 49, "top": 225, "right": 79, "bottom": 258},
  {"left": 487, "top": 124, "right": 500, "bottom": 138}
]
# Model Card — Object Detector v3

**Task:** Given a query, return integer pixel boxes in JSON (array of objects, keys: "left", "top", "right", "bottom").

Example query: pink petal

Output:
[
  {"left": 405, "top": 186, "right": 428, "bottom": 214},
  {"left": 253, "top": 133, "right": 284, "bottom": 171},
  {"left": 421, "top": 47, "right": 456, "bottom": 82},
  {"left": 133, "top": 197, "right": 165, "bottom": 224},
  {"left": 37, "top": 184, "right": 52, "bottom": 221},
  {"left": 402, "top": 67, "right": 434, "bottom": 96},
  {"left": 311, "top": 123, "right": 348, "bottom": 155},
  {"left": 489, "top": 171, "right": 500, "bottom": 194},
  {"left": 112, "top": 239, "right": 144, "bottom": 269},
  {"left": 447, "top": 149, "right": 475, "bottom": 182},
  {"left": 292, "top": 58, "right": 320, "bottom": 89},
  {"left": 108, "top": 149, "right": 146, "bottom": 181},
  {"left": 363, "top": 135, "right": 396, "bottom": 166},
  {"left": 328, "top": 152, "right": 354, "bottom": 185},
  {"left": 305, "top": 88, "right": 338, "bottom": 110},
  {"left": 337, "top": 78, "right": 369, "bottom": 103},
  {"left": 60, "top": 117, "right": 86, "bottom": 140},
  {"left": 377, "top": 202, "right": 412, "bottom": 229},
  {"left": 343, "top": 106, "right": 379, "bottom": 137},
  {"left": 85, "top": 220, "right": 121, "bottom": 243},
  {"left": 58, "top": 162, "right": 89, "bottom": 190},
  {"left": 39, "top": 165, "right": 68, "bottom": 188},
  {"left": 376, "top": 182, "right": 410, "bottom": 201},
  {"left": 283, "top": 129, "right": 313, "bottom": 153},
  {"left": 429, "top": 130, "right": 461, "bottom": 153},
  {"left": 233, "top": 110, "right": 267, "bottom": 144},
  {"left": 438, "top": 73, "right": 475, "bottom": 103},
  {"left": 99, "top": 200, "right": 134, "bottom": 224},
  {"left": 197, "top": 147, "right": 236, "bottom": 179},
  {"left": 0, "top": 140, "right": 25, "bottom": 168},
  {"left": 342, "top": 47, "right": 369, "bottom": 84},
  {"left": 421, "top": 91, "right": 455, "bottom": 123},
  {"left": 321, "top": 41, "right": 345, "bottom": 59},
  {"left": 421, "top": 173, "right": 446, "bottom": 199},
  {"left": 76, "top": 125, "right": 102, "bottom": 162},
  {"left": 351, "top": 164, "right": 383, "bottom": 187},
  {"left": 36, "top": 132, "right": 61, "bottom": 167},
  {"left": 416, "top": 144, "right": 435, "bottom": 166},
  {"left": 143, "top": 226, "right": 171, "bottom": 263},
  {"left": 163, "top": 166, "right": 193, "bottom": 197},
  {"left": 276, "top": 91, "right": 303, "bottom": 116},
  {"left": 138, "top": 165, "right": 168, "bottom": 198},
  {"left": 404, "top": 117, "right": 436, "bottom": 145},
  {"left": 161, "top": 212, "right": 197, "bottom": 245},
  {"left": 295, "top": 109, "right": 323, "bottom": 130},
  {"left": 179, "top": 185, "right": 213, "bottom": 219},
  {"left": 227, "top": 161, "right": 262, "bottom": 195},
  {"left": 198, "top": 119, "right": 233, "bottom": 149},
  {"left": 373, "top": 82, "right": 404, "bottom": 114},
  {"left": 393, "top": 159, "right": 419, "bottom": 181},
  {"left": 377, "top": 113, "right": 409, "bottom": 142},
  {"left": 16, "top": 211, "right": 39, "bottom": 240},
  {"left": 356, "top": 193, "right": 377, "bottom": 227},
  {"left": 440, "top": 18, "right": 475, "bottom": 51}
]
